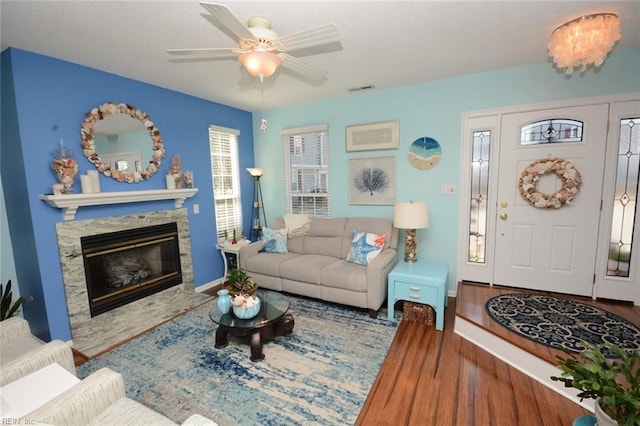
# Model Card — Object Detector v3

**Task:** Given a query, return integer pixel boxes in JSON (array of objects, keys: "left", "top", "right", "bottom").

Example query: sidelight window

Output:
[
  {"left": 468, "top": 130, "right": 491, "bottom": 263},
  {"left": 607, "top": 117, "right": 639, "bottom": 277}
]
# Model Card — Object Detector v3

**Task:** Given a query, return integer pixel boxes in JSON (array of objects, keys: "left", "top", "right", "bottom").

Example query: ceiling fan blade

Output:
[
  {"left": 278, "top": 53, "right": 328, "bottom": 81},
  {"left": 199, "top": 2, "right": 255, "bottom": 42},
  {"left": 167, "top": 47, "right": 238, "bottom": 57},
  {"left": 275, "top": 23, "right": 342, "bottom": 52}
]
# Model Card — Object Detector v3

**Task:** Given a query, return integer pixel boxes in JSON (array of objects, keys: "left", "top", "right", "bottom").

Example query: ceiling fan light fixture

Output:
[
  {"left": 548, "top": 13, "right": 620, "bottom": 75},
  {"left": 239, "top": 50, "right": 282, "bottom": 78}
]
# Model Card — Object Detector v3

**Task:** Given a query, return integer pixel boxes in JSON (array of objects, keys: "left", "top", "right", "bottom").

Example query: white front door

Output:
[{"left": 493, "top": 104, "right": 609, "bottom": 296}]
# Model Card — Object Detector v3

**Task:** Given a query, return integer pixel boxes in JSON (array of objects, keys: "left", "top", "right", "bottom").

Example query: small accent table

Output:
[
  {"left": 217, "top": 240, "right": 252, "bottom": 279},
  {"left": 209, "top": 289, "right": 294, "bottom": 362},
  {"left": 387, "top": 261, "right": 448, "bottom": 330}
]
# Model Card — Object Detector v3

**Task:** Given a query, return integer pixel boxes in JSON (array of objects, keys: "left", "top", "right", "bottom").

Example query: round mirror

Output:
[{"left": 80, "top": 102, "right": 165, "bottom": 183}]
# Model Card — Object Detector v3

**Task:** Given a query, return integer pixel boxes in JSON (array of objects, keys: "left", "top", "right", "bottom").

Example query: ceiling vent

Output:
[{"left": 348, "top": 85, "right": 376, "bottom": 93}]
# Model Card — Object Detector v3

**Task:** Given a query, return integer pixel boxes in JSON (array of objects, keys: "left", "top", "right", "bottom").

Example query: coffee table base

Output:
[{"left": 215, "top": 314, "right": 295, "bottom": 362}]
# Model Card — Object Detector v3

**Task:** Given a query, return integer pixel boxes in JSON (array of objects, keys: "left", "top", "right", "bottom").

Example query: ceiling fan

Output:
[{"left": 167, "top": 2, "right": 342, "bottom": 82}]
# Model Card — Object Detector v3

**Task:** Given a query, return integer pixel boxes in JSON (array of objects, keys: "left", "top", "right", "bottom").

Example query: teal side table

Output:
[{"left": 387, "top": 261, "right": 448, "bottom": 330}]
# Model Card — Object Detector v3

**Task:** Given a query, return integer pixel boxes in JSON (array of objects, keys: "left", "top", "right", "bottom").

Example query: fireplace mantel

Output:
[{"left": 40, "top": 188, "right": 198, "bottom": 220}]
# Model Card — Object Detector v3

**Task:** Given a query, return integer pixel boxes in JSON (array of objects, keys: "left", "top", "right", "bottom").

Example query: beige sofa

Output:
[{"left": 239, "top": 217, "right": 398, "bottom": 317}]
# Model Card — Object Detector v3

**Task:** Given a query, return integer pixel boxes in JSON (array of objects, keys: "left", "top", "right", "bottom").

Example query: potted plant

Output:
[
  {"left": 1, "top": 280, "right": 24, "bottom": 321},
  {"left": 226, "top": 268, "right": 257, "bottom": 296},
  {"left": 550, "top": 343, "right": 640, "bottom": 426}
]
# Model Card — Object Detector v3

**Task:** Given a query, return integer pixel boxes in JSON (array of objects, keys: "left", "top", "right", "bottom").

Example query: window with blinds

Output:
[
  {"left": 209, "top": 125, "right": 242, "bottom": 240},
  {"left": 281, "top": 124, "right": 331, "bottom": 217}
]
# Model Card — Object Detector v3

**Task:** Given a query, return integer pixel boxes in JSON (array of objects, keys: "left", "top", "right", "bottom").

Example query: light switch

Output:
[
  {"left": 193, "top": 204, "right": 200, "bottom": 214},
  {"left": 441, "top": 184, "right": 456, "bottom": 194}
]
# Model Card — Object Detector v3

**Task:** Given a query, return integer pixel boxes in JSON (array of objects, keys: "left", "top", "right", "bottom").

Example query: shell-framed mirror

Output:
[{"left": 80, "top": 102, "right": 165, "bottom": 183}]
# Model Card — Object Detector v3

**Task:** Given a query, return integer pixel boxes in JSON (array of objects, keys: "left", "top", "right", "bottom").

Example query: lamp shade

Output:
[
  {"left": 238, "top": 50, "right": 282, "bottom": 78},
  {"left": 246, "top": 168, "right": 264, "bottom": 178},
  {"left": 394, "top": 201, "right": 429, "bottom": 229}
]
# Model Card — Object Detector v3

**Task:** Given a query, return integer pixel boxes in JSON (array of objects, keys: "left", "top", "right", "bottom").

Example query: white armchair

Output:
[
  {"left": 25, "top": 367, "right": 218, "bottom": 425},
  {"left": 0, "top": 316, "right": 75, "bottom": 386}
]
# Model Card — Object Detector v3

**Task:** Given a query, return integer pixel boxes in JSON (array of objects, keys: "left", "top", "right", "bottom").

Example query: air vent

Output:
[{"left": 348, "top": 85, "right": 376, "bottom": 93}]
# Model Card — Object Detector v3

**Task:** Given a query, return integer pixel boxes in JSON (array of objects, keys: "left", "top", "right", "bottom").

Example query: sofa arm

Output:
[
  {"left": 366, "top": 248, "right": 398, "bottom": 311},
  {"left": 26, "top": 367, "right": 126, "bottom": 425},
  {"left": 0, "top": 317, "right": 31, "bottom": 346},
  {"left": 0, "top": 340, "right": 76, "bottom": 386},
  {"left": 238, "top": 242, "right": 264, "bottom": 269}
]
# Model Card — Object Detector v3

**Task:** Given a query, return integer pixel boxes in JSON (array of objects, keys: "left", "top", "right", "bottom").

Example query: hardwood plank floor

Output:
[{"left": 358, "top": 283, "right": 639, "bottom": 425}]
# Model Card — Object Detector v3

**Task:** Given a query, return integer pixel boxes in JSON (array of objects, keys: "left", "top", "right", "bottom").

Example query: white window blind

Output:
[
  {"left": 209, "top": 125, "right": 242, "bottom": 240},
  {"left": 281, "top": 124, "right": 331, "bottom": 217}
]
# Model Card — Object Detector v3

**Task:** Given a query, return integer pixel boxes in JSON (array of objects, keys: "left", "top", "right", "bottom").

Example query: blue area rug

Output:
[
  {"left": 78, "top": 294, "right": 399, "bottom": 425},
  {"left": 486, "top": 293, "right": 640, "bottom": 357}
]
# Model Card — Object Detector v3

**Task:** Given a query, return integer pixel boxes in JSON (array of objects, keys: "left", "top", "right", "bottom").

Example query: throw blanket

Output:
[{"left": 284, "top": 213, "right": 311, "bottom": 238}]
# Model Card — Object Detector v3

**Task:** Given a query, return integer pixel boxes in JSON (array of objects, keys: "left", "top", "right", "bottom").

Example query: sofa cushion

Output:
[
  {"left": 346, "top": 231, "right": 386, "bottom": 266},
  {"left": 303, "top": 218, "right": 347, "bottom": 258},
  {"left": 259, "top": 227, "right": 288, "bottom": 253},
  {"left": 88, "top": 397, "right": 176, "bottom": 425},
  {"left": 321, "top": 261, "right": 368, "bottom": 292},
  {"left": 244, "top": 252, "right": 301, "bottom": 277},
  {"left": 279, "top": 255, "right": 340, "bottom": 284}
]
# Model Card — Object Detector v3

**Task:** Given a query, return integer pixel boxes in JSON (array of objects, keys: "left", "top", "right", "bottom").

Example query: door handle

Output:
[{"left": 500, "top": 213, "right": 508, "bottom": 220}]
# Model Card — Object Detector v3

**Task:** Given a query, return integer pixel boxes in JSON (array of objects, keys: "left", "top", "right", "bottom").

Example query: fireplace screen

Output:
[{"left": 82, "top": 222, "right": 182, "bottom": 317}]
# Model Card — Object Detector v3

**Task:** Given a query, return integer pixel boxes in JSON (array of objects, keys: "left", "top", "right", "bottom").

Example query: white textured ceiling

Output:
[{"left": 2, "top": 1, "right": 639, "bottom": 112}]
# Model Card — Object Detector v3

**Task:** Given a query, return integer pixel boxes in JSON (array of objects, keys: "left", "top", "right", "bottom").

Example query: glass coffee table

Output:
[{"left": 209, "top": 289, "right": 294, "bottom": 362}]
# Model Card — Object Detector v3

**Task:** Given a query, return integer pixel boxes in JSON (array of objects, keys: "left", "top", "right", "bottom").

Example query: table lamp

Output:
[{"left": 393, "top": 201, "right": 429, "bottom": 262}]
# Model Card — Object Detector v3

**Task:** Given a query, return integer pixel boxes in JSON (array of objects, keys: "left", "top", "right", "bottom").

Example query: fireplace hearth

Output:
[{"left": 82, "top": 222, "right": 182, "bottom": 317}]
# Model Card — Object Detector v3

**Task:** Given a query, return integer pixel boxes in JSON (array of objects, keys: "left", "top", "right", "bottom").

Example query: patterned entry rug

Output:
[
  {"left": 485, "top": 293, "right": 640, "bottom": 357},
  {"left": 78, "top": 294, "right": 399, "bottom": 425}
]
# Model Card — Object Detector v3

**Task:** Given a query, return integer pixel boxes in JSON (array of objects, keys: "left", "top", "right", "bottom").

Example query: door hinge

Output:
[
  {"left": 600, "top": 199, "right": 603, "bottom": 211},
  {"left": 593, "top": 273, "right": 596, "bottom": 284}
]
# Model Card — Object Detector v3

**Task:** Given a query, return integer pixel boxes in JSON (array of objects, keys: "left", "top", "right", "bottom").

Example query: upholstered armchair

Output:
[
  {"left": 25, "top": 367, "right": 218, "bottom": 425},
  {"left": 0, "top": 316, "right": 75, "bottom": 386}
]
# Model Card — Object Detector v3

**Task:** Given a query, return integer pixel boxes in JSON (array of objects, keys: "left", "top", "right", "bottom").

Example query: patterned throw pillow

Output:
[
  {"left": 346, "top": 230, "right": 386, "bottom": 266},
  {"left": 259, "top": 227, "right": 288, "bottom": 254}
]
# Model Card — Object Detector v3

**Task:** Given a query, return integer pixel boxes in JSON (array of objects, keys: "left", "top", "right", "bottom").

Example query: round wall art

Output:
[{"left": 408, "top": 137, "right": 442, "bottom": 169}]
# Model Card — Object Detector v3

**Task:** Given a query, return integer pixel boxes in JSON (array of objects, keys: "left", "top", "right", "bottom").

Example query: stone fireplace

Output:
[{"left": 56, "top": 208, "right": 209, "bottom": 357}]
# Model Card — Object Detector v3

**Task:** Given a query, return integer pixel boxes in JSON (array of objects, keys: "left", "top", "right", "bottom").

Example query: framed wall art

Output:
[
  {"left": 346, "top": 120, "right": 399, "bottom": 152},
  {"left": 349, "top": 156, "right": 396, "bottom": 205}
]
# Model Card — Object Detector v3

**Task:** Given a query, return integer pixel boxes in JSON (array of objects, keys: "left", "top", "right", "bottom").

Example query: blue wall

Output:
[
  {"left": 251, "top": 49, "right": 640, "bottom": 296},
  {"left": 0, "top": 48, "right": 254, "bottom": 341}
]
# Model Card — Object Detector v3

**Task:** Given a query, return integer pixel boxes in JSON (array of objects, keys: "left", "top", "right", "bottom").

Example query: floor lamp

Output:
[
  {"left": 247, "top": 168, "right": 267, "bottom": 240},
  {"left": 393, "top": 201, "right": 429, "bottom": 262}
]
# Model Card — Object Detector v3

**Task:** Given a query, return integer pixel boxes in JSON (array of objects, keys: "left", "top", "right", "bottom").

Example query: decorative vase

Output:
[
  {"left": 50, "top": 139, "right": 78, "bottom": 194},
  {"left": 216, "top": 289, "right": 231, "bottom": 314},
  {"left": 594, "top": 399, "right": 617, "bottom": 426}
]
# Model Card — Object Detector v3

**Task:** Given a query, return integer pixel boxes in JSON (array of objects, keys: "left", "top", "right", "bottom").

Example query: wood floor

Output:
[{"left": 356, "top": 282, "right": 640, "bottom": 425}]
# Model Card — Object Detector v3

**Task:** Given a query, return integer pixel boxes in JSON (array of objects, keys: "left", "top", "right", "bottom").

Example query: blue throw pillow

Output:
[
  {"left": 346, "top": 230, "right": 386, "bottom": 266},
  {"left": 259, "top": 227, "right": 288, "bottom": 253}
]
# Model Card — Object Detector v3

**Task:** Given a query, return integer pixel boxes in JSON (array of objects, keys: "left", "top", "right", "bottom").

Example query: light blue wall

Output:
[
  {"left": 0, "top": 48, "right": 255, "bottom": 341},
  {"left": 252, "top": 49, "right": 640, "bottom": 294}
]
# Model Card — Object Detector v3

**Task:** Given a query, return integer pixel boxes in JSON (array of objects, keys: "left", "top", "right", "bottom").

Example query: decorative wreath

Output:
[{"left": 518, "top": 157, "right": 582, "bottom": 209}]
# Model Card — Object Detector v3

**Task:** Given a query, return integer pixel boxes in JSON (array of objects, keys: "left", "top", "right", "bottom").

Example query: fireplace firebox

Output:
[{"left": 81, "top": 222, "right": 182, "bottom": 317}]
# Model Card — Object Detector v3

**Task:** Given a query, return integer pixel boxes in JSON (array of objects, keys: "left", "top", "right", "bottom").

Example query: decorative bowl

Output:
[{"left": 232, "top": 296, "right": 261, "bottom": 319}]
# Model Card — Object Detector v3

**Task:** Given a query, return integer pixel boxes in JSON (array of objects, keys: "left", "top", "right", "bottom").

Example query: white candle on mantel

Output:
[
  {"left": 80, "top": 175, "right": 93, "bottom": 194},
  {"left": 87, "top": 170, "right": 100, "bottom": 193},
  {"left": 166, "top": 174, "right": 176, "bottom": 190}
]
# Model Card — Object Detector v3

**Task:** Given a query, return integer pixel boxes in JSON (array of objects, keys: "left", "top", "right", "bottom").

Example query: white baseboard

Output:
[
  {"left": 453, "top": 315, "right": 594, "bottom": 413},
  {"left": 195, "top": 278, "right": 223, "bottom": 293}
]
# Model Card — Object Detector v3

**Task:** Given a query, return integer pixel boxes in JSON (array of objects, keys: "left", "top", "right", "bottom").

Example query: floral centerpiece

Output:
[{"left": 226, "top": 268, "right": 257, "bottom": 297}]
